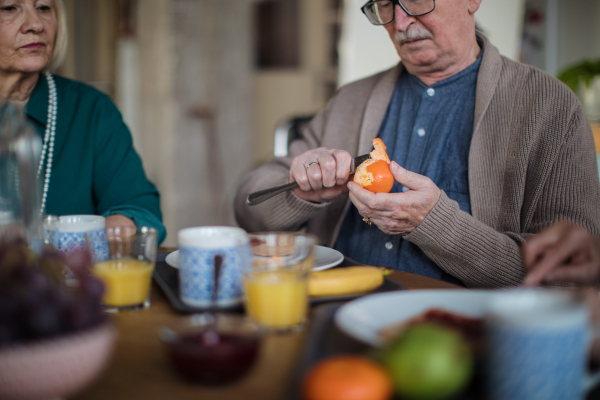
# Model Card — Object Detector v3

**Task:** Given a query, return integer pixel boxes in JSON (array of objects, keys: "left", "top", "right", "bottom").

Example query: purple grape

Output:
[
  {"left": 80, "top": 277, "right": 105, "bottom": 302},
  {"left": 0, "top": 322, "right": 20, "bottom": 347},
  {"left": 0, "top": 292, "right": 20, "bottom": 320},
  {"left": 0, "top": 241, "right": 106, "bottom": 345},
  {"left": 22, "top": 304, "right": 62, "bottom": 339},
  {"left": 64, "top": 296, "right": 100, "bottom": 332}
]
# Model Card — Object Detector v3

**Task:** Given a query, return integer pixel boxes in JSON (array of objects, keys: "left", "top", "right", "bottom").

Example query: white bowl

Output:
[{"left": 0, "top": 321, "right": 116, "bottom": 400}]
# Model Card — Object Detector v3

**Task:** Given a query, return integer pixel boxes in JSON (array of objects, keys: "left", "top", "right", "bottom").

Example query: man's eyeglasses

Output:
[{"left": 361, "top": 0, "right": 435, "bottom": 25}]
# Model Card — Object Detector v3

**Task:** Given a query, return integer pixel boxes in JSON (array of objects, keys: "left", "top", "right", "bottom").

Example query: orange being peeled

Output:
[
  {"left": 302, "top": 355, "right": 393, "bottom": 400},
  {"left": 353, "top": 138, "right": 394, "bottom": 193}
]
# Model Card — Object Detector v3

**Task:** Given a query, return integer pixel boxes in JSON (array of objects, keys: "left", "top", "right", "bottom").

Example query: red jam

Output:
[{"left": 166, "top": 332, "right": 260, "bottom": 385}]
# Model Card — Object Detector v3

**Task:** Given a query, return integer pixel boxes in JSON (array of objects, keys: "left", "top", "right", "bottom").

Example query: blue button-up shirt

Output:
[{"left": 334, "top": 46, "right": 483, "bottom": 285}]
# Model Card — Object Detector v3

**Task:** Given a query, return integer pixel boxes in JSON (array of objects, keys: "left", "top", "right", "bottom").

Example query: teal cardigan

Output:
[{"left": 25, "top": 75, "right": 166, "bottom": 244}]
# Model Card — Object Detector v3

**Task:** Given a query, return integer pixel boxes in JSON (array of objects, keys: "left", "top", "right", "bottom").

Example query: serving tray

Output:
[{"left": 153, "top": 253, "right": 405, "bottom": 314}]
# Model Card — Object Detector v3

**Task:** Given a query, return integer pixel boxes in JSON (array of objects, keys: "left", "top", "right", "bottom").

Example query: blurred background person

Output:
[
  {"left": 522, "top": 221, "right": 600, "bottom": 362},
  {"left": 0, "top": 0, "right": 166, "bottom": 243},
  {"left": 523, "top": 221, "right": 600, "bottom": 287}
]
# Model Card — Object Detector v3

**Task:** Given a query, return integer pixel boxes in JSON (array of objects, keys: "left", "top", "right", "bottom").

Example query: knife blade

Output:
[{"left": 246, "top": 153, "right": 371, "bottom": 206}]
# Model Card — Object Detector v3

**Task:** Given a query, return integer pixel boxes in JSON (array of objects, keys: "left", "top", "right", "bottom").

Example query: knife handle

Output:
[{"left": 246, "top": 181, "right": 299, "bottom": 206}]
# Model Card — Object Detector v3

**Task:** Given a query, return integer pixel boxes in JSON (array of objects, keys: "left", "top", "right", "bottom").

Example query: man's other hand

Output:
[{"left": 347, "top": 161, "right": 441, "bottom": 235}]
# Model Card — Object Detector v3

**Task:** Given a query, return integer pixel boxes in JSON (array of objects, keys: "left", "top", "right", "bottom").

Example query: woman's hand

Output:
[
  {"left": 522, "top": 222, "right": 600, "bottom": 287},
  {"left": 347, "top": 161, "right": 441, "bottom": 235},
  {"left": 105, "top": 214, "right": 136, "bottom": 230},
  {"left": 290, "top": 147, "right": 354, "bottom": 203}
]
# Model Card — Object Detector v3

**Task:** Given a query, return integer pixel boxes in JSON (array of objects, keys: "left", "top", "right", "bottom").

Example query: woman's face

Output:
[{"left": 0, "top": 0, "right": 57, "bottom": 75}]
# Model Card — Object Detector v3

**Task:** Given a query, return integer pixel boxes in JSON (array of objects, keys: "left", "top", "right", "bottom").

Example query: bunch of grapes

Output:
[{"left": 0, "top": 240, "right": 107, "bottom": 347}]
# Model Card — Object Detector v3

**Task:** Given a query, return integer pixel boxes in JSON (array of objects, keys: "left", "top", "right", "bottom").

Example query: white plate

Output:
[
  {"left": 312, "top": 246, "right": 345, "bottom": 271},
  {"left": 334, "top": 290, "right": 492, "bottom": 347},
  {"left": 164, "top": 245, "right": 344, "bottom": 271}
]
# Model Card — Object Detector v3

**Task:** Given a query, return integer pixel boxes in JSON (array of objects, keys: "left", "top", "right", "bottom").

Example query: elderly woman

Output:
[{"left": 0, "top": 0, "right": 166, "bottom": 243}]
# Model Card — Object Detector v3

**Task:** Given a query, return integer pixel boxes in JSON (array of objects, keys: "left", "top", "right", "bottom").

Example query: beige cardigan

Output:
[{"left": 234, "top": 33, "right": 600, "bottom": 288}]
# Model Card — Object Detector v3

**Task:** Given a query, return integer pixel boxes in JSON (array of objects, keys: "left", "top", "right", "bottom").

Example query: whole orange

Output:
[
  {"left": 302, "top": 355, "right": 393, "bottom": 400},
  {"left": 354, "top": 159, "right": 394, "bottom": 193}
]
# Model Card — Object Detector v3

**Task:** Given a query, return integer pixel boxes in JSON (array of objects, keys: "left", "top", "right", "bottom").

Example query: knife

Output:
[{"left": 246, "top": 154, "right": 371, "bottom": 206}]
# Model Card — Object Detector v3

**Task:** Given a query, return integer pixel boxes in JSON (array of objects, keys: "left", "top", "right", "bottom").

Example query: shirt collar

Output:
[{"left": 24, "top": 74, "right": 49, "bottom": 126}]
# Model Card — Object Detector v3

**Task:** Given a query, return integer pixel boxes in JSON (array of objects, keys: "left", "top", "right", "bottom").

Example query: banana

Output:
[{"left": 308, "top": 266, "right": 384, "bottom": 297}]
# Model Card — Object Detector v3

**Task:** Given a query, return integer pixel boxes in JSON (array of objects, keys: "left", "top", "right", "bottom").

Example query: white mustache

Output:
[{"left": 394, "top": 26, "right": 433, "bottom": 44}]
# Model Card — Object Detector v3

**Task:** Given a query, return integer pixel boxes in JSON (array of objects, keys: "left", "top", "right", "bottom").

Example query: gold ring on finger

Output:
[{"left": 362, "top": 216, "right": 372, "bottom": 225}]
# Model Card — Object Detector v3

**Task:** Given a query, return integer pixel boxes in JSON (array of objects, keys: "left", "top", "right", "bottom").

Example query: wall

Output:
[
  {"left": 253, "top": 0, "right": 337, "bottom": 165},
  {"left": 557, "top": 0, "right": 600, "bottom": 72},
  {"left": 475, "top": 0, "right": 526, "bottom": 60},
  {"left": 337, "top": 0, "right": 399, "bottom": 87},
  {"left": 136, "top": 0, "right": 254, "bottom": 245}
]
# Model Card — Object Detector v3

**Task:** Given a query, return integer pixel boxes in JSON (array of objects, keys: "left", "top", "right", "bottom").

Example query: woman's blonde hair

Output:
[{"left": 47, "top": 0, "right": 67, "bottom": 72}]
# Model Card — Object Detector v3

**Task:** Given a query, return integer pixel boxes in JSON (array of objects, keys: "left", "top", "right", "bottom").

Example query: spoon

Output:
[{"left": 201, "top": 254, "right": 223, "bottom": 346}]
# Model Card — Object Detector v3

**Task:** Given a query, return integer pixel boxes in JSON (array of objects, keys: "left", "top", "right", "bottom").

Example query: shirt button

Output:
[
  {"left": 402, "top": 186, "right": 409, "bottom": 192},
  {"left": 427, "top": 88, "right": 435, "bottom": 97},
  {"left": 418, "top": 128, "right": 426, "bottom": 137},
  {"left": 385, "top": 242, "right": 393, "bottom": 250}
]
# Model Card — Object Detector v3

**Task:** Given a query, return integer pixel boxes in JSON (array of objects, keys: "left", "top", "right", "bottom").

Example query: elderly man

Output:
[{"left": 234, "top": 0, "right": 600, "bottom": 287}]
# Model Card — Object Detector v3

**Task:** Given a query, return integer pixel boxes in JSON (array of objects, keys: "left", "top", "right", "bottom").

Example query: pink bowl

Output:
[{"left": 0, "top": 321, "right": 116, "bottom": 400}]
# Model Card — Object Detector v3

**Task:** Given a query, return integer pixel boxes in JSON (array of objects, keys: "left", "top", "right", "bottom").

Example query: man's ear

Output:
[{"left": 468, "top": 0, "right": 483, "bottom": 14}]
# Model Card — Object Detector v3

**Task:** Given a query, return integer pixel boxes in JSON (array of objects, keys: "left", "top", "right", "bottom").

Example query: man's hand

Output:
[
  {"left": 522, "top": 221, "right": 600, "bottom": 287},
  {"left": 290, "top": 147, "right": 354, "bottom": 203},
  {"left": 347, "top": 161, "right": 441, "bottom": 235}
]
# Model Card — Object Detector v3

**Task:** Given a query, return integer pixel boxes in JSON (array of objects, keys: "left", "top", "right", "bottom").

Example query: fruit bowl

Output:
[{"left": 0, "top": 320, "right": 116, "bottom": 400}]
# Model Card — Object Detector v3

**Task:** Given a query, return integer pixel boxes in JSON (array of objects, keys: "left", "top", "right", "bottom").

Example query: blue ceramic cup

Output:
[
  {"left": 485, "top": 289, "right": 600, "bottom": 400},
  {"left": 48, "top": 215, "right": 110, "bottom": 262},
  {"left": 178, "top": 226, "right": 251, "bottom": 308}
]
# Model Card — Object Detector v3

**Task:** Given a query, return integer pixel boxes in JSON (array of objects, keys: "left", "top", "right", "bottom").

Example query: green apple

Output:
[{"left": 383, "top": 322, "right": 473, "bottom": 400}]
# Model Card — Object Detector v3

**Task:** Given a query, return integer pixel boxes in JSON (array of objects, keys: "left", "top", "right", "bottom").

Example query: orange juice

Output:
[
  {"left": 93, "top": 259, "right": 154, "bottom": 307},
  {"left": 244, "top": 269, "right": 307, "bottom": 329}
]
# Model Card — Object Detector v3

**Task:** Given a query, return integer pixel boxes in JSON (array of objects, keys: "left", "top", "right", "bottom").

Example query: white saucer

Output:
[{"left": 165, "top": 245, "right": 344, "bottom": 271}]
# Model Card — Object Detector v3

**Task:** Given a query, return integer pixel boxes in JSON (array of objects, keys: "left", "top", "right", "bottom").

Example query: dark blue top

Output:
[{"left": 334, "top": 44, "right": 483, "bottom": 285}]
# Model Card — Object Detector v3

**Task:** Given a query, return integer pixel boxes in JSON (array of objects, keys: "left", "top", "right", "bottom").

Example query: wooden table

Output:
[{"left": 75, "top": 259, "right": 461, "bottom": 400}]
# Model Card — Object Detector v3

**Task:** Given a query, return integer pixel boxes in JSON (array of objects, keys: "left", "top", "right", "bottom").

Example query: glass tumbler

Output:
[
  {"left": 92, "top": 226, "right": 157, "bottom": 312},
  {"left": 244, "top": 232, "right": 316, "bottom": 332}
]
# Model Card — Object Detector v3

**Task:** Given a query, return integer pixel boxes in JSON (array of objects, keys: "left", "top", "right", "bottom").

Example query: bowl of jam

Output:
[{"left": 159, "top": 313, "right": 262, "bottom": 385}]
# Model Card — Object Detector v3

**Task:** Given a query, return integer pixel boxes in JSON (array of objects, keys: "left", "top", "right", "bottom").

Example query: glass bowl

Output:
[{"left": 158, "top": 313, "right": 263, "bottom": 385}]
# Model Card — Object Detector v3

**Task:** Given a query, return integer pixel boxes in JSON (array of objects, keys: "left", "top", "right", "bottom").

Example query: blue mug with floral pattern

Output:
[
  {"left": 45, "top": 214, "right": 110, "bottom": 262},
  {"left": 485, "top": 289, "right": 600, "bottom": 400},
  {"left": 178, "top": 226, "right": 251, "bottom": 308}
]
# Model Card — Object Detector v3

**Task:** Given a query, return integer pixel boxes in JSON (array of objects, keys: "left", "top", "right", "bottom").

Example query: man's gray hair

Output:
[{"left": 47, "top": 0, "right": 67, "bottom": 72}]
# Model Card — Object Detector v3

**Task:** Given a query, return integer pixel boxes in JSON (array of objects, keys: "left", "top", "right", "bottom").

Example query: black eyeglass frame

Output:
[{"left": 360, "top": 0, "right": 436, "bottom": 25}]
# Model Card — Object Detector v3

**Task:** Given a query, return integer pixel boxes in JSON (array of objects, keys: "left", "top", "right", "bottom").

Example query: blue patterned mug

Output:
[
  {"left": 485, "top": 289, "right": 600, "bottom": 400},
  {"left": 49, "top": 215, "right": 110, "bottom": 263},
  {"left": 178, "top": 226, "right": 251, "bottom": 308}
]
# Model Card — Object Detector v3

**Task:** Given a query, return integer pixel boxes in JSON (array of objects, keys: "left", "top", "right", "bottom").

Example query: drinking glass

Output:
[
  {"left": 92, "top": 226, "right": 157, "bottom": 312},
  {"left": 244, "top": 232, "right": 316, "bottom": 332}
]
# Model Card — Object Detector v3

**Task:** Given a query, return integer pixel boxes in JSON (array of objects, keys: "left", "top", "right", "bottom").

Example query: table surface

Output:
[{"left": 74, "top": 251, "right": 461, "bottom": 400}]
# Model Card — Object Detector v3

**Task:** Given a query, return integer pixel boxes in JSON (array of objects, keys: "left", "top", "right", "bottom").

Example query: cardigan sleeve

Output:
[
  {"left": 404, "top": 109, "right": 600, "bottom": 288},
  {"left": 91, "top": 96, "right": 167, "bottom": 244},
  {"left": 234, "top": 103, "right": 334, "bottom": 233}
]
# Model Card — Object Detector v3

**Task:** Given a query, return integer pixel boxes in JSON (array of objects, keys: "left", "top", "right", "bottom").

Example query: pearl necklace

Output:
[{"left": 37, "top": 72, "right": 57, "bottom": 216}]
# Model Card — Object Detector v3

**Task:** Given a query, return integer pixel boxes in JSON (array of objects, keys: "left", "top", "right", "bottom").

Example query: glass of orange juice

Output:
[
  {"left": 244, "top": 233, "right": 316, "bottom": 332},
  {"left": 92, "top": 226, "right": 158, "bottom": 312}
]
